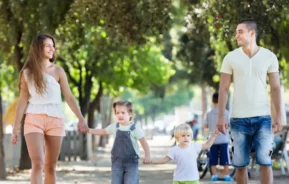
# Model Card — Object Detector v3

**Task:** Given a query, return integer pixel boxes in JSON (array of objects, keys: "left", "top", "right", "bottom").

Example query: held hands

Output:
[
  {"left": 77, "top": 118, "right": 89, "bottom": 133},
  {"left": 212, "top": 129, "right": 219, "bottom": 137},
  {"left": 143, "top": 155, "right": 151, "bottom": 164},
  {"left": 216, "top": 116, "right": 229, "bottom": 135}
]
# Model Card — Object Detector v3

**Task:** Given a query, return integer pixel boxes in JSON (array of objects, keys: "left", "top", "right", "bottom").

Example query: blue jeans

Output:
[
  {"left": 111, "top": 158, "right": 139, "bottom": 184},
  {"left": 230, "top": 115, "right": 273, "bottom": 167}
]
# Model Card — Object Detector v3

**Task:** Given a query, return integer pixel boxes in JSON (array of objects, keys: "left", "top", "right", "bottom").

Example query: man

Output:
[{"left": 217, "top": 19, "right": 283, "bottom": 184}]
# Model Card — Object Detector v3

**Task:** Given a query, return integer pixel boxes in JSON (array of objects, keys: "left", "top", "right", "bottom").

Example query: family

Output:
[{"left": 11, "top": 18, "right": 283, "bottom": 184}]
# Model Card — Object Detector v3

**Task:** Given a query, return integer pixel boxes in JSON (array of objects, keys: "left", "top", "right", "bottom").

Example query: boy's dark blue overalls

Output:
[{"left": 111, "top": 122, "right": 139, "bottom": 184}]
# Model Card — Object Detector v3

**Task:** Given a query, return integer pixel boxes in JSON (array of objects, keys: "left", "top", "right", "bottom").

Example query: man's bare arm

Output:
[
  {"left": 268, "top": 72, "right": 282, "bottom": 133},
  {"left": 217, "top": 73, "right": 232, "bottom": 134}
]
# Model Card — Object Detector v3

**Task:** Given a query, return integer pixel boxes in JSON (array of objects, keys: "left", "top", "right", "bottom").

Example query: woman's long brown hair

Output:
[{"left": 19, "top": 34, "right": 56, "bottom": 94}]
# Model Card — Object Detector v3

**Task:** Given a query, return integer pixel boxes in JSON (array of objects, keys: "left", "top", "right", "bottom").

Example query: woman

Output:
[{"left": 11, "top": 34, "right": 88, "bottom": 184}]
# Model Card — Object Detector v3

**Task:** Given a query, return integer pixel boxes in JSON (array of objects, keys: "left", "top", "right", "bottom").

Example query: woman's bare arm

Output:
[
  {"left": 13, "top": 74, "right": 29, "bottom": 134},
  {"left": 58, "top": 66, "right": 88, "bottom": 132}
]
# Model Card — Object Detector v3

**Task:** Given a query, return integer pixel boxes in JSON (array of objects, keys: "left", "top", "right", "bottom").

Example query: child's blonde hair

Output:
[{"left": 174, "top": 124, "right": 192, "bottom": 140}]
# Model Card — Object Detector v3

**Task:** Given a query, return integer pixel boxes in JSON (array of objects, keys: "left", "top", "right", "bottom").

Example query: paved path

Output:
[{"left": 1, "top": 135, "right": 289, "bottom": 183}]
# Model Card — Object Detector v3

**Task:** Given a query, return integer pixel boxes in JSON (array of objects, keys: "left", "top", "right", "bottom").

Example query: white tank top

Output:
[{"left": 24, "top": 70, "right": 64, "bottom": 118}]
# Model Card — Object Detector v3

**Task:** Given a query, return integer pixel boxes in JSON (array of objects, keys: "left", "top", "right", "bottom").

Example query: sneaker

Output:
[
  {"left": 211, "top": 175, "right": 218, "bottom": 181},
  {"left": 224, "top": 175, "right": 234, "bottom": 182}
]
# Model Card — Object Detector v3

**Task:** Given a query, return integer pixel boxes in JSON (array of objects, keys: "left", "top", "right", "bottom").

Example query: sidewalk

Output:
[{"left": 1, "top": 135, "right": 289, "bottom": 184}]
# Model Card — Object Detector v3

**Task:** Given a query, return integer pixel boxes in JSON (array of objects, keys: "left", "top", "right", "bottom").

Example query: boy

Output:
[
  {"left": 204, "top": 92, "right": 233, "bottom": 181},
  {"left": 146, "top": 123, "right": 218, "bottom": 184}
]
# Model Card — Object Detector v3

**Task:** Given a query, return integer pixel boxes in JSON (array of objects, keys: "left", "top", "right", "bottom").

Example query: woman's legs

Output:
[
  {"left": 44, "top": 135, "right": 63, "bottom": 184},
  {"left": 25, "top": 133, "right": 45, "bottom": 184}
]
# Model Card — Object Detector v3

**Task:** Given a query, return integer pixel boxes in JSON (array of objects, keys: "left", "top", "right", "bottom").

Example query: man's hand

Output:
[
  {"left": 216, "top": 116, "right": 229, "bottom": 135},
  {"left": 272, "top": 116, "right": 283, "bottom": 134}
]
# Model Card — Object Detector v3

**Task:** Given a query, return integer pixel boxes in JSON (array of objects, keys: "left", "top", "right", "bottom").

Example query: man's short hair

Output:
[
  {"left": 212, "top": 92, "right": 218, "bottom": 104},
  {"left": 238, "top": 18, "right": 258, "bottom": 37}
]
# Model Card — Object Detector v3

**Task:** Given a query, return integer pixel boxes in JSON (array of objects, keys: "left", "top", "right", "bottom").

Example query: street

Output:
[{"left": 1, "top": 135, "right": 289, "bottom": 184}]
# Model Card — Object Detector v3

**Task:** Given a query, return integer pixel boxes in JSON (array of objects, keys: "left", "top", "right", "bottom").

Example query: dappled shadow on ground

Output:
[{"left": 3, "top": 135, "right": 289, "bottom": 184}]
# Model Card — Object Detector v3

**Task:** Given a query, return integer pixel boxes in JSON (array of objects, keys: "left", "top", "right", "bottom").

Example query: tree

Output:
[
  {"left": 1, "top": 0, "right": 175, "bottom": 162},
  {"left": 0, "top": 55, "right": 20, "bottom": 178},
  {"left": 0, "top": 75, "right": 6, "bottom": 179},
  {"left": 69, "top": 0, "right": 172, "bottom": 44},
  {"left": 121, "top": 80, "right": 194, "bottom": 124},
  {"left": 56, "top": 3, "right": 175, "bottom": 127},
  {"left": 0, "top": 58, "right": 14, "bottom": 179},
  {"left": 175, "top": 2, "right": 218, "bottom": 123}
]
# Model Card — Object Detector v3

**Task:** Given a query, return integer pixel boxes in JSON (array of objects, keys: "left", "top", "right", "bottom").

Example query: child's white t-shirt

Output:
[
  {"left": 105, "top": 122, "right": 144, "bottom": 157},
  {"left": 167, "top": 142, "right": 202, "bottom": 181}
]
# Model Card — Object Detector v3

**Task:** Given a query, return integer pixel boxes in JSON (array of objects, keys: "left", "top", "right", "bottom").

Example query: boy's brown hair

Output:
[
  {"left": 113, "top": 100, "right": 134, "bottom": 121},
  {"left": 212, "top": 92, "right": 218, "bottom": 104}
]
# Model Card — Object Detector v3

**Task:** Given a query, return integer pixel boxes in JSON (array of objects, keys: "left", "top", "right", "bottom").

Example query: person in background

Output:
[
  {"left": 191, "top": 119, "right": 199, "bottom": 141},
  {"left": 204, "top": 92, "right": 233, "bottom": 181}
]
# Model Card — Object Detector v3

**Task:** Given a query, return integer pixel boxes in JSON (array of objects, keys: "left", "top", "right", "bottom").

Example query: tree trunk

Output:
[
  {"left": 15, "top": 30, "right": 31, "bottom": 169},
  {"left": 201, "top": 84, "right": 208, "bottom": 125},
  {"left": 0, "top": 90, "right": 6, "bottom": 179},
  {"left": 99, "top": 96, "right": 112, "bottom": 147},
  {"left": 105, "top": 98, "right": 113, "bottom": 145},
  {"left": 87, "top": 82, "right": 103, "bottom": 149},
  {"left": 87, "top": 82, "right": 103, "bottom": 128},
  {"left": 201, "top": 84, "right": 208, "bottom": 137},
  {"left": 19, "top": 115, "right": 31, "bottom": 170},
  {"left": 15, "top": 31, "right": 24, "bottom": 71}
]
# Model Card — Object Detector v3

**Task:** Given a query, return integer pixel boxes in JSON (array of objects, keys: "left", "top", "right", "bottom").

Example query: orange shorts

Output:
[{"left": 24, "top": 114, "right": 66, "bottom": 136}]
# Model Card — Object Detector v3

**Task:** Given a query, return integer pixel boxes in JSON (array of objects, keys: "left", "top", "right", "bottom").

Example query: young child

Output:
[
  {"left": 146, "top": 123, "right": 218, "bottom": 184},
  {"left": 204, "top": 92, "right": 233, "bottom": 181},
  {"left": 88, "top": 100, "right": 150, "bottom": 184}
]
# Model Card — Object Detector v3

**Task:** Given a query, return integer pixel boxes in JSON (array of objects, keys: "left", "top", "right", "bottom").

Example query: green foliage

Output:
[
  {"left": 0, "top": 0, "right": 175, "bottom": 116},
  {"left": 121, "top": 81, "right": 194, "bottom": 121},
  {"left": 175, "top": 2, "right": 218, "bottom": 89},
  {"left": 55, "top": 0, "right": 173, "bottom": 93},
  {"left": 0, "top": 57, "right": 17, "bottom": 99},
  {"left": 2, "top": 0, "right": 289, "bottom": 115},
  {"left": 69, "top": 0, "right": 172, "bottom": 44},
  {"left": 56, "top": 17, "right": 175, "bottom": 101},
  {"left": 0, "top": 0, "right": 74, "bottom": 69}
]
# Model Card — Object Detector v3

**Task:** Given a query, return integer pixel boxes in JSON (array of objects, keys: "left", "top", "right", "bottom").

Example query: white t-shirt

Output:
[
  {"left": 167, "top": 142, "right": 202, "bottom": 181},
  {"left": 105, "top": 122, "right": 145, "bottom": 157},
  {"left": 221, "top": 47, "right": 279, "bottom": 118}
]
